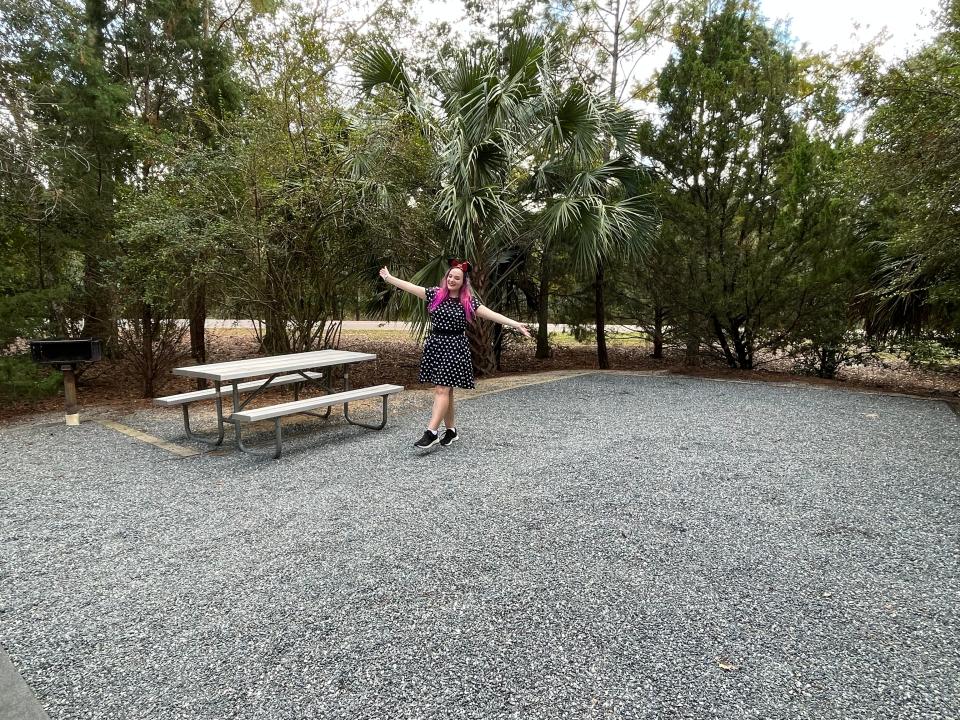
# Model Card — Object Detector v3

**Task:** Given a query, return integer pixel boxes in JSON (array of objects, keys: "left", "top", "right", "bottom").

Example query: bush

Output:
[
  {"left": 896, "top": 337, "right": 960, "bottom": 371},
  {"left": 788, "top": 331, "right": 880, "bottom": 379},
  {"left": 567, "top": 323, "right": 597, "bottom": 345},
  {"left": 117, "top": 316, "right": 189, "bottom": 398},
  {"left": 0, "top": 355, "right": 62, "bottom": 402}
]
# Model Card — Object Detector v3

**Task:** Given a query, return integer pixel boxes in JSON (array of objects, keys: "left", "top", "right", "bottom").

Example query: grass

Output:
[
  {"left": 340, "top": 329, "right": 415, "bottom": 340},
  {"left": 338, "top": 328, "right": 653, "bottom": 348},
  {"left": 212, "top": 325, "right": 654, "bottom": 348},
  {"left": 545, "top": 332, "right": 652, "bottom": 348}
]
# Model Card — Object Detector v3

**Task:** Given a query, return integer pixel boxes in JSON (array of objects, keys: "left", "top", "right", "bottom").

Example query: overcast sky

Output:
[
  {"left": 760, "top": 0, "right": 942, "bottom": 59},
  {"left": 420, "top": 0, "right": 943, "bottom": 61}
]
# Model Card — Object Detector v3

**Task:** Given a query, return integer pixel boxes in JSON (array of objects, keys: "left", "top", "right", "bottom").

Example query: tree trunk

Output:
[
  {"left": 262, "top": 251, "right": 290, "bottom": 355},
  {"left": 188, "top": 282, "right": 207, "bottom": 364},
  {"left": 609, "top": 0, "right": 620, "bottom": 100},
  {"left": 82, "top": 256, "right": 114, "bottom": 345},
  {"left": 711, "top": 315, "right": 736, "bottom": 368},
  {"left": 467, "top": 321, "right": 496, "bottom": 376},
  {"left": 684, "top": 312, "right": 700, "bottom": 366},
  {"left": 467, "top": 224, "right": 497, "bottom": 376},
  {"left": 263, "top": 307, "right": 290, "bottom": 355},
  {"left": 79, "top": 0, "right": 116, "bottom": 349},
  {"left": 493, "top": 324, "right": 503, "bottom": 371},
  {"left": 536, "top": 251, "right": 551, "bottom": 359},
  {"left": 141, "top": 303, "right": 155, "bottom": 398},
  {"left": 596, "top": 0, "right": 619, "bottom": 370},
  {"left": 729, "top": 316, "right": 752, "bottom": 369},
  {"left": 819, "top": 346, "right": 838, "bottom": 379},
  {"left": 188, "top": 282, "right": 207, "bottom": 389},
  {"left": 651, "top": 304, "right": 664, "bottom": 359},
  {"left": 595, "top": 264, "right": 610, "bottom": 369}
]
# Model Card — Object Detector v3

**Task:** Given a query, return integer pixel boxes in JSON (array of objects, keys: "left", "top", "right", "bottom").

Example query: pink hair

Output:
[{"left": 428, "top": 268, "right": 476, "bottom": 323}]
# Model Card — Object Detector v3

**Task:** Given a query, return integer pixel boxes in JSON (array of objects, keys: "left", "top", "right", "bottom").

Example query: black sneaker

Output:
[
  {"left": 440, "top": 428, "right": 458, "bottom": 446},
  {"left": 414, "top": 430, "right": 440, "bottom": 449}
]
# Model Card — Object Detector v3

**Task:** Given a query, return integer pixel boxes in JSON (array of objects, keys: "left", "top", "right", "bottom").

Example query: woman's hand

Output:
[
  {"left": 515, "top": 323, "right": 532, "bottom": 338},
  {"left": 379, "top": 267, "right": 392, "bottom": 281}
]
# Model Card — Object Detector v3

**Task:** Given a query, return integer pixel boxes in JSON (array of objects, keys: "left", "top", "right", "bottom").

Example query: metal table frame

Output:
[{"left": 172, "top": 350, "right": 377, "bottom": 453}]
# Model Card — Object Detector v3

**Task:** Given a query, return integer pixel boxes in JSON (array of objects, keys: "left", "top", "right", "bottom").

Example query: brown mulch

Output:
[{"left": 3, "top": 329, "right": 958, "bottom": 424}]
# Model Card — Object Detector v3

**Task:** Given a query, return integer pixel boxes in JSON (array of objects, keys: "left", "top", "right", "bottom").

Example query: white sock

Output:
[
  {"left": 426, "top": 427, "right": 438, "bottom": 435},
  {"left": 446, "top": 427, "right": 456, "bottom": 434}
]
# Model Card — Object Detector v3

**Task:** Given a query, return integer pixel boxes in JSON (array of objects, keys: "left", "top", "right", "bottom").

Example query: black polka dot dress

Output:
[{"left": 419, "top": 286, "right": 482, "bottom": 389}]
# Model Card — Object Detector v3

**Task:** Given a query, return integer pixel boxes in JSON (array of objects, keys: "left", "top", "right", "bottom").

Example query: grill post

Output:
[{"left": 62, "top": 364, "right": 79, "bottom": 426}]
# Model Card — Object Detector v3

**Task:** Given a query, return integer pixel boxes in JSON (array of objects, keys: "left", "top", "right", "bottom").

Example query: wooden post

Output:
[{"left": 62, "top": 364, "right": 79, "bottom": 426}]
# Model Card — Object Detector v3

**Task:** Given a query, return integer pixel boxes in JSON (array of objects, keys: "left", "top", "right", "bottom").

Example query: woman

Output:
[{"left": 379, "top": 259, "right": 532, "bottom": 448}]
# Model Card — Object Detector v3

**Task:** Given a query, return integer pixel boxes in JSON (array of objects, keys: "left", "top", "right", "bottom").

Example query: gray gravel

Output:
[{"left": 1, "top": 373, "right": 958, "bottom": 720}]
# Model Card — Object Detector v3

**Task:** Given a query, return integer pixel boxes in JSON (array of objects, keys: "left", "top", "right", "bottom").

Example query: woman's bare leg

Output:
[
  {"left": 443, "top": 387, "right": 455, "bottom": 429},
  {"left": 428, "top": 386, "right": 450, "bottom": 431}
]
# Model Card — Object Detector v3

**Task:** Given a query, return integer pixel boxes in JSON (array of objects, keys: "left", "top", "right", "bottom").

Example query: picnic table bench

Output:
[{"left": 155, "top": 350, "right": 403, "bottom": 458}]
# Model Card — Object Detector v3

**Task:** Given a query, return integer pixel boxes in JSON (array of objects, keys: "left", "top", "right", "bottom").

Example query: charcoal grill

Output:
[{"left": 29, "top": 338, "right": 103, "bottom": 426}]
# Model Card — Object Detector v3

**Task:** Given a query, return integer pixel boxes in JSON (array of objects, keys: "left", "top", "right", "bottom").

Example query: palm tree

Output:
[
  {"left": 356, "top": 35, "right": 545, "bottom": 374},
  {"left": 523, "top": 84, "right": 659, "bottom": 361},
  {"left": 533, "top": 157, "right": 659, "bottom": 362},
  {"left": 356, "top": 30, "right": 659, "bottom": 373}
]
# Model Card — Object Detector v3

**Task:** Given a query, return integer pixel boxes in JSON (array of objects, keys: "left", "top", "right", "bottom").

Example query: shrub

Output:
[{"left": 0, "top": 355, "right": 62, "bottom": 402}]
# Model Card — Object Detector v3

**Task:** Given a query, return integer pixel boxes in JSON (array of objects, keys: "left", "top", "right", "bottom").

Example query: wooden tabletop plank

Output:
[
  {"left": 177, "top": 350, "right": 366, "bottom": 376},
  {"left": 172, "top": 350, "right": 374, "bottom": 380},
  {"left": 172, "top": 350, "right": 376, "bottom": 382}
]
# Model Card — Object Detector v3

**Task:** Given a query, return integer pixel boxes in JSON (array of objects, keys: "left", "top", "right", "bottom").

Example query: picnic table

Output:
[{"left": 156, "top": 350, "right": 403, "bottom": 458}]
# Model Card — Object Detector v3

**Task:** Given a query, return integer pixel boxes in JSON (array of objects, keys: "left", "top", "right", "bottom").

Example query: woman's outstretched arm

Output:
[
  {"left": 379, "top": 267, "right": 427, "bottom": 300},
  {"left": 475, "top": 305, "right": 532, "bottom": 338}
]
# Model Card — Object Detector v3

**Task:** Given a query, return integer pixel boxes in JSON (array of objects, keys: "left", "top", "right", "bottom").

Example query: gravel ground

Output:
[{"left": 1, "top": 373, "right": 958, "bottom": 720}]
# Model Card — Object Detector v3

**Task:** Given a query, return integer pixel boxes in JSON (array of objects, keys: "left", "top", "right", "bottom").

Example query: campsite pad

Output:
[{"left": 1, "top": 373, "right": 957, "bottom": 719}]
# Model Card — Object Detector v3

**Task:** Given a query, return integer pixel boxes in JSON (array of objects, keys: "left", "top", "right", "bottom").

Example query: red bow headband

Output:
[{"left": 448, "top": 258, "right": 472, "bottom": 273}]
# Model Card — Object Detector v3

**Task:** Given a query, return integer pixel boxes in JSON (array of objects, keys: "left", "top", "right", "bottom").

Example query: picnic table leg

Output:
[
  {"left": 232, "top": 382, "right": 283, "bottom": 459},
  {"left": 214, "top": 381, "right": 225, "bottom": 439},
  {"left": 234, "top": 420, "right": 283, "bottom": 459},
  {"left": 272, "top": 418, "right": 282, "bottom": 458},
  {"left": 322, "top": 368, "right": 335, "bottom": 418},
  {"left": 181, "top": 405, "right": 226, "bottom": 446},
  {"left": 300, "top": 369, "right": 333, "bottom": 420},
  {"left": 292, "top": 371, "right": 320, "bottom": 402},
  {"left": 180, "top": 380, "right": 225, "bottom": 446},
  {"left": 230, "top": 382, "right": 244, "bottom": 446},
  {"left": 344, "top": 394, "right": 390, "bottom": 430},
  {"left": 342, "top": 367, "right": 351, "bottom": 417}
]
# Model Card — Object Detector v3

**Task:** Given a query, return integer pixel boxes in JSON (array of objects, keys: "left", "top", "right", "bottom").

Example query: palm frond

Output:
[
  {"left": 601, "top": 104, "right": 642, "bottom": 155},
  {"left": 539, "top": 85, "right": 604, "bottom": 164},
  {"left": 440, "top": 49, "right": 496, "bottom": 104},
  {"left": 436, "top": 181, "right": 523, "bottom": 249},
  {"left": 354, "top": 44, "right": 413, "bottom": 98},
  {"left": 866, "top": 253, "right": 933, "bottom": 336},
  {"left": 354, "top": 44, "right": 435, "bottom": 138},
  {"left": 539, "top": 194, "right": 585, "bottom": 240},
  {"left": 501, "top": 30, "right": 545, "bottom": 87}
]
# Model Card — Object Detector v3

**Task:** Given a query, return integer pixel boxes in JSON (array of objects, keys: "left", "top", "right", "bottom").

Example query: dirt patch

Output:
[{"left": 3, "top": 328, "right": 958, "bottom": 424}]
